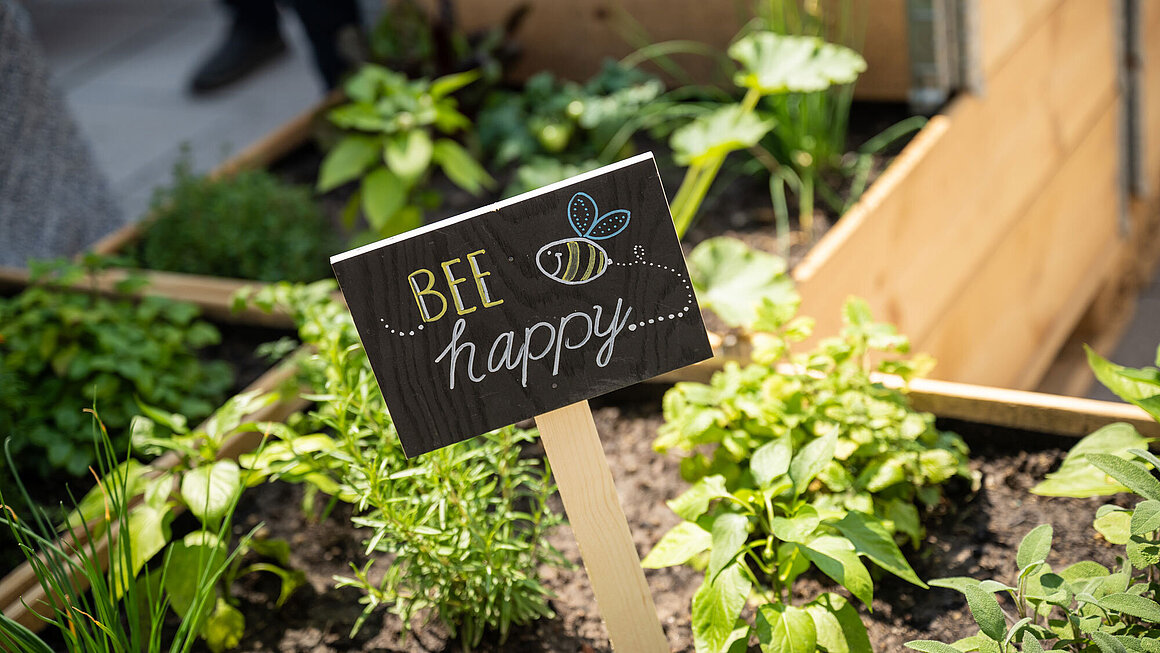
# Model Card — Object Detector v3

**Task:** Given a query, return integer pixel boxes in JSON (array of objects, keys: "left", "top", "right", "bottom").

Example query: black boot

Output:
[{"left": 189, "top": 19, "right": 287, "bottom": 93}]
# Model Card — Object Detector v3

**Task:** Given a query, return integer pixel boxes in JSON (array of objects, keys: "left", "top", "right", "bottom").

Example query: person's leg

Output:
[
  {"left": 285, "top": 0, "right": 361, "bottom": 89},
  {"left": 189, "top": 0, "right": 287, "bottom": 94}
]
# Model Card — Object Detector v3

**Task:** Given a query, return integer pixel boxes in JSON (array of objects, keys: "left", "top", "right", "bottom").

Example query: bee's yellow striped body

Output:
[{"left": 536, "top": 237, "right": 609, "bottom": 285}]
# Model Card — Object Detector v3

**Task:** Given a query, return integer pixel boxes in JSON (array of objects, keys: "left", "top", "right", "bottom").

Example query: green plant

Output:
[
  {"left": 317, "top": 64, "right": 494, "bottom": 242},
  {"left": 238, "top": 281, "right": 567, "bottom": 650},
  {"left": 0, "top": 258, "right": 232, "bottom": 478},
  {"left": 907, "top": 346, "right": 1160, "bottom": 652},
  {"left": 134, "top": 156, "right": 338, "bottom": 282},
  {"left": 647, "top": 248, "right": 971, "bottom": 651},
  {"left": 0, "top": 410, "right": 248, "bottom": 653}
]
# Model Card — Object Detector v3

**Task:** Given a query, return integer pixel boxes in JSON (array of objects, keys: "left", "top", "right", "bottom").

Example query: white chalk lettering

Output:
[{"left": 433, "top": 318, "right": 486, "bottom": 389}]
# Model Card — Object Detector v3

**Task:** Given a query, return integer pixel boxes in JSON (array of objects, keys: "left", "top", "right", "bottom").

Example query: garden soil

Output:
[{"left": 209, "top": 395, "right": 1127, "bottom": 653}]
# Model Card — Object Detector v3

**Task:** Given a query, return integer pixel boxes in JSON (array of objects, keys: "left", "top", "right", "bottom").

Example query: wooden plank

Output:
[
  {"left": 444, "top": 0, "right": 910, "bottom": 99},
  {"left": 1140, "top": 0, "right": 1160, "bottom": 188},
  {"left": 535, "top": 402, "right": 668, "bottom": 652},
  {"left": 795, "top": 0, "right": 1118, "bottom": 374},
  {"left": 915, "top": 102, "right": 1121, "bottom": 388},
  {"left": 976, "top": 0, "right": 1062, "bottom": 76}
]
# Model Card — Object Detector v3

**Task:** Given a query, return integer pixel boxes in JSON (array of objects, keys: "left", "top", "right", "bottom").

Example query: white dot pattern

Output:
[{"left": 610, "top": 244, "right": 696, "bottom": 331}]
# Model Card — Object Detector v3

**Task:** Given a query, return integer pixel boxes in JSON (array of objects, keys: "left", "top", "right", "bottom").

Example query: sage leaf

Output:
[
  {"left": 802, "top": 535, "right": 873, "bottom": 607},
  {"left": 692, "top": 563, "right": 751, "bottom": 653},
  {"left": 709, "top": 513, "right": 750, "bottom": 578},
  {"left": 1098, "top": 592, "right": 1160, "bottom": 621},
  {"left": 181, "top": 460, "right": 241, "bottom": 526},
  {"left": 1088, "top": 453, "right": 1160, "bottom": 501},
  {"left": 1127, "top": 535, "right": 1160, "bottom": 567},
  {"left": 1016, "top": 524, "right": 1053, "bottom": 570},
  {"left": 756, "top": 603, "right": 816, "bottom": 653},
  {"left": 1090, "top": 630, "right": 1129, "bottom": 653},
  {"left": 962, "top": 582, "right": 1005, "bottom": 641},
  {"left": 1094, "top": 508, "right": 1133, "bottom": 545},
  {"left": 833, "top": 510, "right": 926, "bottom": 587},
  {"left": 1022, "top": 631, "right": 1046, "bottom": 653},
  {"left": 903, "top": 642, "right": 962, "bottom": 653},
  {"left": 1133, "top": 500, "right": 1160, "bottom": 535},
  {"left": 1032, "top": 423, "right": 1151, "bottom": 497},
  {"left": 642, "top": 522, "right": 712, "bottom": 569}
]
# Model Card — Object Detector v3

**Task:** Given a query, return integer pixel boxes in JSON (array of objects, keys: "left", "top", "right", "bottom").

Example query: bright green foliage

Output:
[
  {"left": 908, "top": 349, "right": 1160, "bottom": 653},
  {"left": 649, "top": 276, "right": 969, "bottom": 651},
  {"left": 478, "top": 61, "right": 672, "bottom": 195},
  {"left": 0, "top": 259, "right": 232, "bottom": 478},
  {"left": 135, "top": 157, "right": 337, "bottom": 282},
  {"left": 0, "top": 411, "right": 247, "bottom": 653},
  {"left": 318, "top": 64, "right": 494, "bottom": 242},
  {"left": 61, "top": 393, "right": 306, "bottom": 651},
  {"left": 685, "top": 237, "right": 798, "bottom": 327},
  {"left": 241, "top": 282, "right": 566, "bottom": 649}
]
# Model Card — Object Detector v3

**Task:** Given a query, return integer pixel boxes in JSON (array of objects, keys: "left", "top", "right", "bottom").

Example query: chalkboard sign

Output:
[{"left": 331, "top": 153, "right": 712, "bottom": 457}]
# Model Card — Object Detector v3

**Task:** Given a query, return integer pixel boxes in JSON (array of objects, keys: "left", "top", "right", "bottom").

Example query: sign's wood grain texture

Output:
[{"left": 332, "top": 153, "right": 712, "bottom": 457}]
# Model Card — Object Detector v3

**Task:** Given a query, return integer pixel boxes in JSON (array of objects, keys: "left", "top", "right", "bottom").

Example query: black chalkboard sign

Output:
[{"left": 331, "top": 153, "right": 712, "bottom": 457}]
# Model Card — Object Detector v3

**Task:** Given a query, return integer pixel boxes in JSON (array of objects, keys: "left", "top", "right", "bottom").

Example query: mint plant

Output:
[
  {"left": 908, "top": 346, "right": 1160, "bottom": 652},
  {"left": 0, "top": 258, "right": 232, "bottom": 478},
  {"left": 240, "top": 281, "right": 566, "bottom": 650},
  {"left": 317, "top": 64, "right": 494, "bottom": 242}
]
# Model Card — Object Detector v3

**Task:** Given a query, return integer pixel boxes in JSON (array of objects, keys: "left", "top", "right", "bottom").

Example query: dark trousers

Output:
[{"left": 225, "top": 0, "right": 361, "bottom": 89}]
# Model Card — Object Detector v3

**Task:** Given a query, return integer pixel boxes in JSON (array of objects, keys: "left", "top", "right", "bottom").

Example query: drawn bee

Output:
[{"left": 536, "top": 191, "right": 631, "bottom": 285}]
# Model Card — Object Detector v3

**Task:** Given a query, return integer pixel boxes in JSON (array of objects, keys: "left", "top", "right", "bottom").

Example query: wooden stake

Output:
[{"left": 535, "top": 401, "right": 669, "bottom": 653}]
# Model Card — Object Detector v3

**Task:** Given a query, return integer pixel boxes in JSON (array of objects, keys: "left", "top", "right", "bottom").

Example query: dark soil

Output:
[{"left": 203, "top": 395, "right": 1127, "bottom": 652}]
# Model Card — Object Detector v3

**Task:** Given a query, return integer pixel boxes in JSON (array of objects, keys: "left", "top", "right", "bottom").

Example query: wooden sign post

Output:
[{"left": 331, "top": 152, "right": 712, "bottom": 651}]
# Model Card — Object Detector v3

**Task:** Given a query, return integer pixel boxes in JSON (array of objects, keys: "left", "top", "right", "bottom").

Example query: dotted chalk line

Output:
[{"left": 611, "top": 245, "right": 695, "bottom": 333}]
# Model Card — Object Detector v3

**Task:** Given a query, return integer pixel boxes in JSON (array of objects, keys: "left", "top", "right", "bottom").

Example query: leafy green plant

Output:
[
  {"left": 239, "top": 281, "right": 566, "bottom": 650},
  {"left": 0, "top": 258, "right": 232, "bottom": 478},
  {"left": 0, "top": 410, "right": 248, "bottom": 653},
  {"left": 317, "top": 64, "right": 494, "bottom": 242},
  {"left": 907, "top": 346, "right": 1160, "bottom": 652},
  {"left": 648, "top": 255, "right": 971, "bottom": 651},
  {"left": 477, "top": 61, "right": 676, "bottom": 195},
  {"left": 134, "top": 156, "right": 338, "bottom": 282}
]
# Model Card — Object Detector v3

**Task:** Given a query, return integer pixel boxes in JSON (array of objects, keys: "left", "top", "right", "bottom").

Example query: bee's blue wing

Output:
[
  {"left": 585, "top": 209, "right": 631, "bottom": 240},
  {"left": 568, "top": 192, "right": 597, "bottom": 237}
]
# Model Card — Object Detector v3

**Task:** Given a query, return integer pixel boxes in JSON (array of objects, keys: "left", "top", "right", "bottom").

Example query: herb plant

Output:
[
  {"left": 317, "top": 64, "right": 494, "bottom": 242},
  {"left": 0, "top": 259, "right": 232, "bottom": 478},
  {"left": 0, "top": 410, "right": 248, "bottom": 653},
  {"left": 241, "top": 281, "right": 566, "bottom": 650},
  {"left": 907, "top": 346, "right": 1160, "bottom": 652},
  {"left": 648, "top": 254, "right": 971, "bottom": 651},
  {"left": 134, "top": 156, "right": 338, "bottom": 282}
]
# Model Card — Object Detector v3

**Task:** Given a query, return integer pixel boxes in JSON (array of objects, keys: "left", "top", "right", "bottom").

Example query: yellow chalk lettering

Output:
[
  {"left": 466, "top": 249, "right": 504, "bottom": 309},
  {"left": 407, "top": 268, "right": 447, "bottom": 322},
  {"left": 441, "top": 257, "right": 476, "bottom": 316}
]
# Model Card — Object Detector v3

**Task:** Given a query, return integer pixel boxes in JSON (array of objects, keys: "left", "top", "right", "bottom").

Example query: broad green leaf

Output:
[
  {"left": 1087, "top": 345, "right": 1160, "bottom": 421},
  {"left": 361, "top": 166, "right": 406, "bottom": 233},
  {"left": 112, "top": 504, "right": 172, "bottom": 597},
  {"left": 904, "top": 642, "right": 962, "bottom": 653},
  {"left": 63, "top": 459, "right": 147, "bottom": 531},
  {"left": 751, "top": 435, "right": 792, "bottom": 488},
  {"left": 1021, "top": 632, "right": 1046, "bottom": 653},
  {"left": 1099, "top": 593, "right": 1160, "bottom": 621},
  {"left": 642, "top": 522, "right": 712, "bottom": 568},
  {"left": 709, "top": 513, "right": 750, "bottom": 578},
  {"left": 1128, "top": 534, "right": 1160, "bottom": 567},
  {"left": 686, "top": 237, "right": 796, "bottom": 328},
  {"left": 668, "top": 475, "right": 731, "bottom": 521},
  {"left": 692, "top": 563, "right": 751, "bottom": 653},
  {"left": 1088, "top": 453, "right": 1160, "bottom": 501},
  {"left": 1032, "top": 423, "right": 1151, "bottom": 497},
  {"left": 729, "top": 32, "right": 866, "bottom": 94},
  {"left": 962, "top": 583, "right": 1006, "bottom": 642},
  {"left": 833, "top": 510, "right": 926, "bottom": 587},
  {"left": 202, "top": 597, "right": 245, "bottom": 653},
  {"left": 317, "top": 135, "right": 380, "bottom": 192},
  {"left": 1016, "top": 524, "right": 1053, "bottom": 570},
  {"left": 164, "top": 531, "right": 228, "bottom": 621},
  {"left": 180, "top": 460, "right": 241, "bottom": 526},
  {"left": 429, "top": 70, "right": 480, "bottom": 99},
  {"left": 1059, "top": 560, "right": 1110, "bottom": 583},
  {"left": 432, "top": 139, "right": 493, "bottom": 194},
  {"left": 384, "top": 130, "right": 433, "bottom": 183},
  {"left": 790, "top": 425, "right": 838, "bottom": 496},
  {"left": 670, "top": 105, "right": 775, "bottom": 167},
  {"left": 805, "top": 593, "right": 872, "bottom": 653},
  {"left": 771, "top": 505, "right": 820, "bottom": 544},
  {"left": 1133, "top": 500, "right": 1160, "bottom": 534},
  {"left": 756, "top": 603, "right": 816, "bottom": 653},
  {"left": 1094, "top": 508, "right": 1133, "bottom": 545},
  {"left": 1090, "top": 630, "right": 1129, "bottom": 653},
  {"left": 802, "top": 535, "right": 873, "bottom": 607}
]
